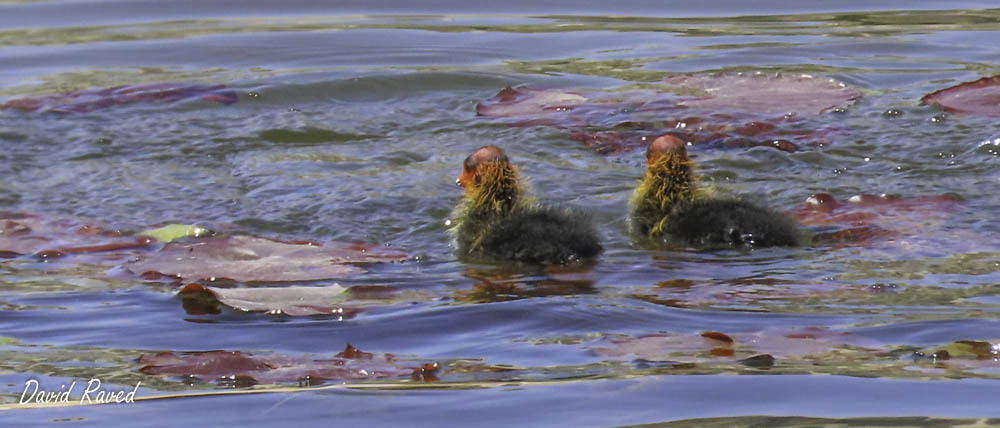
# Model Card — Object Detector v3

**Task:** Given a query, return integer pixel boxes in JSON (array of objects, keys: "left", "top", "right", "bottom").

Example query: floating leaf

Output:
[
  {"left": 179, "top": 283, "right": 349, "bottom": 317},
  {"left": 738, "top": 354, "right": 776, "bottom": 368},
  {"left": 922, "top": 75, "right": 1000, "bottom": 118},
  {"left": 0, "top": 211, "right": 152, "bottom": 260},
  {"left": 593, "top": 333, "right": 723, "bottom": 362},
  {"left": 792, "top": 193, "right": 964, "bottom": 245},
  {"left": 477, "top": 73, "right": 859, "bottom": 155},
  {"left": 137, "top": 344, "right": 428, "bottom": 385},
  {"left": 592, "top": 327, "right": 882, "bottom": 363},
  {"left": 140, "top": 224, "right": 212, "bottom": 243},
  {"left": 701, "top": 331, "right": 734, "bottom": 344},
  {"left": 1, "top": 83, "right": 238, "bottom": 113},
  {"left": 906, "top": 339, "right": 1000, "bottom": 373},
  {"left": 916, "top": 340, "right": 1000, "bottom": 360},
  {"left": 126, "top": 235, "right": 406, "bottom": 282},
  {"left": 178, "top": 283, "right": 431, "bottom": 317},
  {"left": 475, "top": 86, "right": 589, "bottom": 118},
  {"left": 664, "top": 73, "right": 861, "bottom": 115}
]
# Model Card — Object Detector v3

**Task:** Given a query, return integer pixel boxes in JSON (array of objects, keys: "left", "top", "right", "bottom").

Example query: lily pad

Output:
[
  {"left": 915, "top": 340, "right": 1000, "bottom": 360},
  {"left": 0, "top": 211, "right": 153, "bottom": 260},
  {"left": 922, "top": 75, "right": 1000, "bottom": 118},
  {"left": 592, "top": 327, "right": 882, "bottom": 363},
  {"left": 178, "top": 283, "right": 349, "bottom": 317},
  {"left": 178, "top": 283, "right": 431, "bottom": 317},
  {"left": 178, "top": 282, "right": 349, "bottom": 316},
  {"left": 125, "top": 235, "right": 406, "bottom": 282},
  {"left": 138, "top": 344, "right": 430, "bottom": 385},
  {"left": 1, "top": 82, "right": 238, "bottom": 113},
  {"left": 907, "top": 340, "right": 1000, "bottom": 373},
  {"left": 664, "top": 72, "right": 861, "bottom": 115},
  {"left": 475, "top": 86, "right": 589, "bottom": 118},
  {"left": 476, "top": 73, "right": 859, "bottom": 155},
  {"left": 791, "top": 193, "right": 964, "bottom": 245}
]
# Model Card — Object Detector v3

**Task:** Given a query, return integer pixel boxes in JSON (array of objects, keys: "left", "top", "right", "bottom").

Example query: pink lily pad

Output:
[
  {"left": 922, "top": 75, "right": 1000, "bottom": 118},
  {"left": 138, "top": 344, "right": 434, "bottom": 385},
  {"left": 476, "top": 73, "right": 859, "bottom": 155},
  {"left": 664, "top": 73, "right": 861, "bottom": 115},
  {"left": 475, "top": 86, "right": 590, "bottom": 118},
  {"left": 791, "top": 193, "right": 964, "bottom": 245},
  {"left": 1, "top": 83, "right": 238, "bottom": 113},
  {"left": 126, "top": 235, "right": 406, "bottom": 282},
  {"left": 0, "top": 211, "right": 153, "bottom": 260}
]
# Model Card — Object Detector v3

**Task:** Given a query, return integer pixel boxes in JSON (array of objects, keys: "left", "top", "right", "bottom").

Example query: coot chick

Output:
[
  {"left": 450, "top": 145, "right": 602, "bottom": 263},
  {"left": 629, "top": 135, "right": 800, "bottom": 248}
]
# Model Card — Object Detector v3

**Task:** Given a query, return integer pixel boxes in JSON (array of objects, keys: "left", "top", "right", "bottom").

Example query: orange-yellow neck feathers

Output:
[{"left": 630, "top": 135, "right": 698, "bottom": 237}]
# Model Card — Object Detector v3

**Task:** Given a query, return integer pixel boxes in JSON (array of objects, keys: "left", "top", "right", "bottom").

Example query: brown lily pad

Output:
[
  {"left": 126, "top": 235, "right": 406, "bottom": 282},
  {"left": 477, "top": 73, "right": 859, "bottom": 155},
  {"left": 922, "top": 75, "right": 1000, "bottom": 118},
  {"left": 1, "top": 83, "right": 238, "bottom": 113},
  {"left": 0, "top": 211, "right": 153, "bottom": 260},
  {"left": 138, "top": 344, "right": 432, "bottom": 385},
  {"left": 701, "top": 331, "right": 734, "bottom": 344}
]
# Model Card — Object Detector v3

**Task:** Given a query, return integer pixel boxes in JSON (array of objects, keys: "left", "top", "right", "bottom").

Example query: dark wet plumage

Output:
[
  {"left": 474, "top": 206, "right": 602, "bottom": 263},
  {"left": 660, "top": 198, "right": 801, "bottom": 248}
]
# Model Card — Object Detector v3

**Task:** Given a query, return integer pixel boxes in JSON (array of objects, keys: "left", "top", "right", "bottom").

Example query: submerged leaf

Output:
[
  {"left": 126, "top": 235, "right": 406, "bottom": 282},
  {"left": 1, "top": 83, "right": 238, "bottom": 113},
  {"left": 922, "top": 75, "right": 1000, "bottom": 118}
]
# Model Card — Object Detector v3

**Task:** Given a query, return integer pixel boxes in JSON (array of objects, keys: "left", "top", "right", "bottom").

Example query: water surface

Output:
[{"left": 2, "top": 0, "right": 1000, "bottom": 426}]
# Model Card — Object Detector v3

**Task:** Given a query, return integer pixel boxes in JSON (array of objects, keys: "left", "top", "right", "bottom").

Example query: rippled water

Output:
[{"left": 3, "top": 1, "right": 1000, "bottom": 426}]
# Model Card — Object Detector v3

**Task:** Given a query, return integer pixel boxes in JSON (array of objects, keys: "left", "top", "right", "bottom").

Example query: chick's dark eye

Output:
[{"left": 464, "top": 157, "right": 477, "bottom": 170}]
